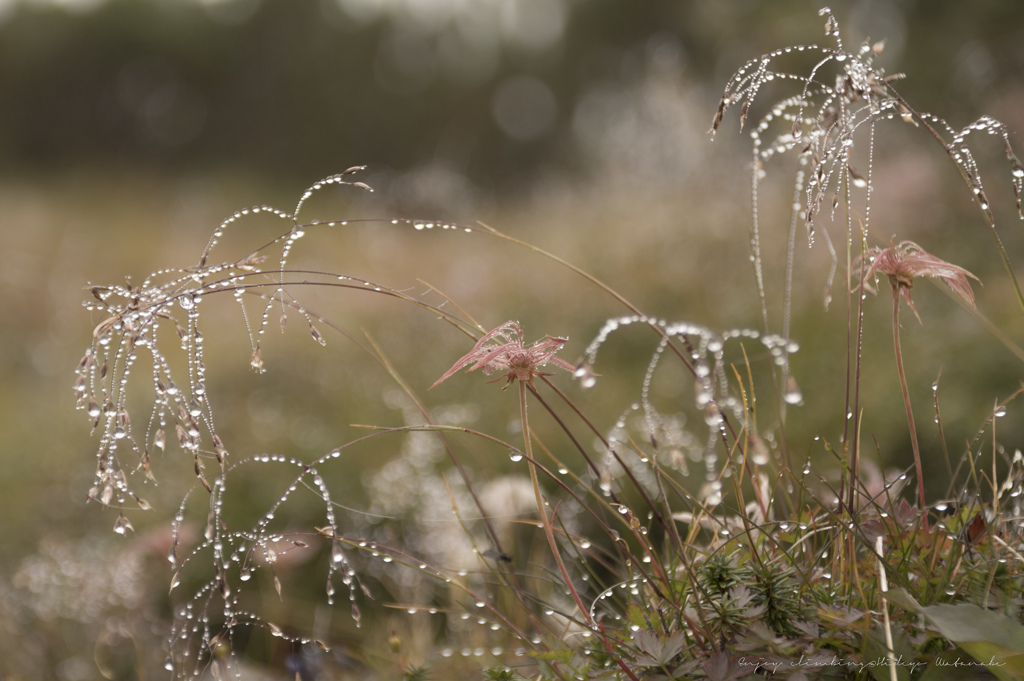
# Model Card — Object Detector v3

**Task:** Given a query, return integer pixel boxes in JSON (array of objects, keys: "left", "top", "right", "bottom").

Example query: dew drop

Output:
[
  {"left": 751, "top": 441, "right": 770, "bottom": 466},
  {"left": 784, "top": 376, "right": 803, "bottom": 406},
  {"left": 703, "top": 409, "right": 723, "bottom": 428},
  {"left": 508, "top": 448, "right": 523, "bottom": 462},
  {"left": 113, "top": 513, "right": 133, "bottom": 535}
]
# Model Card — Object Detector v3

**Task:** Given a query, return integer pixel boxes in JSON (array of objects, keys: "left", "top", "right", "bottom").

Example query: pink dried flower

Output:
[
  {"left": 853, "top": 239, "right": 980, "bottom": 321},
  {"left": 431, "top": 321, "right": 576, "bottom": 390}
]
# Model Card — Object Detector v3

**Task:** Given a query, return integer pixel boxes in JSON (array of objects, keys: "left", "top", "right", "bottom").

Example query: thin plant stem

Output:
[
  {"left": 518, "top": 381, "right": 642, "bottom": 681},
  {"left": 530, "top": 380, "right": 681, "bottom": 551},
  {"left": 892, "top": 286, "right": 927, "bottom": 519},
  {"left": 845, "top": 215, "right": 869, "bottom": 515},
  {"left": 518, "top": 381, "right": 589, "bottom": 621}
]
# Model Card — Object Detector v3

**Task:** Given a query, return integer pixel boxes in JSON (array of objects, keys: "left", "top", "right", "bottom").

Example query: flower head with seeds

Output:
[
  {"left": 431, "top": 321, "right": 576, "bottom": 390},
  {"left": 853, "top": 239, "right": 980, "bottom": 321}
]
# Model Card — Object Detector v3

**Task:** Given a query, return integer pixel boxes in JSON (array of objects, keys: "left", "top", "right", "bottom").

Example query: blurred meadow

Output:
[{"left": 2, "top": 0, "right": 1024, "bottom": 678}]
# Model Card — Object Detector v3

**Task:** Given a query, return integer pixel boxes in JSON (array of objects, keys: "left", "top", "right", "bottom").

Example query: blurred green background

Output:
[{"left": 2, "top": 0, "right": 1023, "bottom": 678}]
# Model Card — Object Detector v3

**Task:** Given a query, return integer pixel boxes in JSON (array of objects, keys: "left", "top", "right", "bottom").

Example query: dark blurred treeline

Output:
[{"left": 2, "top": 0, "right": 1021, "bottom": 197}]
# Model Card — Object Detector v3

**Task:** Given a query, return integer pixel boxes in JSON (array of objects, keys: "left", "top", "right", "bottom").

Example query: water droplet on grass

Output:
[
  {"left": 784, "top": 376, "right": 803, "bottom": 405},
  {"left": 114, "top": 513, "right": 133, "bottom": 535},
  {"left": 751, "top": 441, "right": 770, "bottom": 466}
]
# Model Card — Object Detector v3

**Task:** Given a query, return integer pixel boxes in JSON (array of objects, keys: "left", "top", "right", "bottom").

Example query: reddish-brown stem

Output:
[
  {"left": 518, "top": 381, "right": 641, "bottom": 681},
  {"left": 892, "top": 286, "right": 927, "bottom": 522},
  {"left": 845, "top": 223, "right": 868, "bottom": 515},
  {"left": 518, "top": 382, "right": 589, "bottom": 618}
]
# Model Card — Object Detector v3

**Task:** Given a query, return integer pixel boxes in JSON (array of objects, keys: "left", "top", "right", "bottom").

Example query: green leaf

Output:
[
  {"left": 483, "top": 667, "right": 523, "bottom": 681},
  {"left": 527, "top": 648, "right": 576, "bottom": 664},
  {"left": 702, "top": 650, "right": 755, "bottom": 681},
  {"left": 884, "top": 588, "right": 922, "bottom": 614},
  {"left": 632, "top": 630, "right": 687, "bottom": 667},
  {"left": 402, "top": 665, "right": 432, "bottom": 681},
  {"left": 626, "top": 604, "right": 648, "bottom": 630},
  {"left": 921, "top": 603, "right": 1024, "bottom": 681}
]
